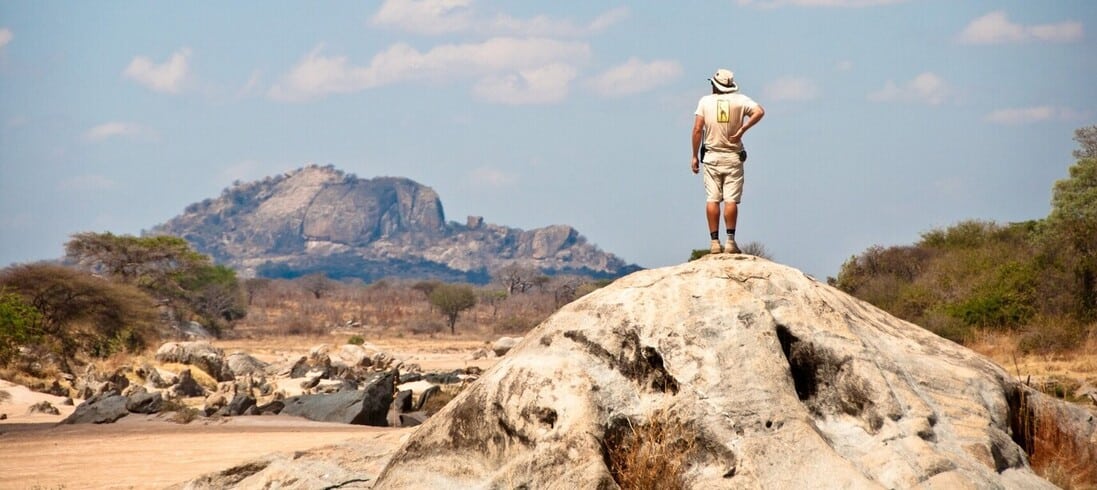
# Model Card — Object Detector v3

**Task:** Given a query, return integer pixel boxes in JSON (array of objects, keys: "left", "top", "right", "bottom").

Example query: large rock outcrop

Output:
[
  {"left": 373, "top": 255, "right": 1064, "bottom": 489},
  {"left": 151, "top": 165, "right": 637, "bottom": 282}
]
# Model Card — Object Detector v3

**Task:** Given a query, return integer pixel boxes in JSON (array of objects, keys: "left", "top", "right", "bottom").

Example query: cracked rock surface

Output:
[{"left": 374, "top": 254, "right": 1056, "bottom": 489}]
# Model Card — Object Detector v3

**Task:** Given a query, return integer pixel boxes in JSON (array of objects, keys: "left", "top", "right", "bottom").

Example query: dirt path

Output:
[{"left": 0, "top": 415, "right": 406, "bottom": 489}]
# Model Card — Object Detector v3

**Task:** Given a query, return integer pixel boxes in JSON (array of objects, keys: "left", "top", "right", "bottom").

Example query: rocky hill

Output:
[
  {"left": 174, "top": 255, "right": 1094, "bottom": 488},
  {"left": 151, "top": 165, "right": 638, "bottom": 282}
]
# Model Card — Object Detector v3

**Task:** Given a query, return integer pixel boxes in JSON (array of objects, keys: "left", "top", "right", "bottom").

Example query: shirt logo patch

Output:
[{"left": 717, "top": 100, "right": 730, "bottom": 123}]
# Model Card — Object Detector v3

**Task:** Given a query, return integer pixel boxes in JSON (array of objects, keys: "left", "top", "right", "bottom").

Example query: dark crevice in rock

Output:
[
  {"left": 563, "top": 329, "right": 679, "bottom": 395},
  {"left": 775, "top": 325, "right": 874, "bottom": 425}
]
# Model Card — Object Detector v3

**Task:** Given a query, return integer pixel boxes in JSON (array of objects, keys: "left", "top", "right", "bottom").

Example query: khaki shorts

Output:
[{"left": 702, "top": 153, "right": 744, "bottom": 203}]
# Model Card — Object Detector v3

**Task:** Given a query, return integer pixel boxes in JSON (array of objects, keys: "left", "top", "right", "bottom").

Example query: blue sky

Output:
[{"left": 1, "top": 1, "right": 1094, "bottom": 279}]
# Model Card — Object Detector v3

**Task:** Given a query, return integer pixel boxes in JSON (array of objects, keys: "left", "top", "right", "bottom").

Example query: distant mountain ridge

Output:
[{"left": 152, "top": 165, "right": 639, "bottom": 283}]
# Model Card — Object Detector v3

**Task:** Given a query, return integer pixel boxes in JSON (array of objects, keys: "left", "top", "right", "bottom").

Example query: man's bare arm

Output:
[
  {"left": 691, "top": 115, "right": 705, "bottom": 174},
  {"left": 732, "top": 105, "right": 765, "bottom": 140}
]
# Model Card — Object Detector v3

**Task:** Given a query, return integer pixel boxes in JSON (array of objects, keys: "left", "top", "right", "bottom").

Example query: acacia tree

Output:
[
  {"left": 64, "top": 232, "right": 245, "bottom": 334},
  {"left": 493, "top": 264, "right": 539, "bottom": 296},
  {"left": 0, "top": 264, "right": 158, "bottom": 373},
  {"left": 429, "top": 284, "right": 477, "bottom": 334},
  {"left": 299, "top": 272, "right": 333, "bottom": 299}
]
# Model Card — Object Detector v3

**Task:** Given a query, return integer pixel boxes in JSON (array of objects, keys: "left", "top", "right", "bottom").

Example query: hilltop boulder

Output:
[{"left": 373, "top": 255, "right": 1062, "bottom": 489}]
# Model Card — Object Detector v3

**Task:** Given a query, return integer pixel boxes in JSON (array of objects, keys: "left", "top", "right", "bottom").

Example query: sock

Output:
[
  {"left": 710, "top": 231, "right": 719, "bottom": 240},
  {"left": 727, "top": 229, "right": 736, "bottom": 240}
]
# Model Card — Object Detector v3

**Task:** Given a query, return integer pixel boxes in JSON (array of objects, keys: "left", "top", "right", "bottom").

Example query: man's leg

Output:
[
  {"left": 724, "top": 201, "right": 741, "bottom": 253},
  {"left": 707, "top": 201, "right": 722, "bottom": 253},
  {"left": 724, "top": 201, "right": 738, "bottom": 231}
]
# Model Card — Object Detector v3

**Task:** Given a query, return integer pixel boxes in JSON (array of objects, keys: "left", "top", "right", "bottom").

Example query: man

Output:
[{"left": 691, "top": 68, "right": 765, "bottom": 254}]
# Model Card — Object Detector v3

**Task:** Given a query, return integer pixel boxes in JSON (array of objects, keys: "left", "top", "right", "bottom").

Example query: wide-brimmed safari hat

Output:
[{"left": 710, "top": 68, "right": 738, "bottom": 93}]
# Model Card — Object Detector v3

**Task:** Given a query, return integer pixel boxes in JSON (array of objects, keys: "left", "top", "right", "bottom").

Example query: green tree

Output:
[
  {"left": 1046, "top": 131, "right": 1097, "bottom": 318},
  {"left": 0, "top": 264, "right": 158, "bottom": 373},
  {"left": 429, "top": 284, "right": 477, "bottom": 334},
  {"left": 0, "top": 290, "right": 42, "bottom": 366},
  {"left": 64, "top": 232, "right": 246, "bottom": 334}
]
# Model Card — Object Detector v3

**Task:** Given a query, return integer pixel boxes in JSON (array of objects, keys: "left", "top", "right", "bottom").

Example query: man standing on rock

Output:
[{"left": 691, "top": 68, "right": 765, "bottom": 254}]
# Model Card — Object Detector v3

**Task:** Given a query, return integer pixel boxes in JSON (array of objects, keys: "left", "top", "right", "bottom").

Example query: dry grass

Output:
[
  {"left": 602, "top": 410, "right": 700, "bottom": 490},
  {"left": 968, "top": 328, "right": 1097, "bottom": 401}
]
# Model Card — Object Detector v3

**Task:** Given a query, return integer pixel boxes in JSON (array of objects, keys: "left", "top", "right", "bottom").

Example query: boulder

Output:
[
  {"left": 373, "top": 255, "right": 1059, "bottom": 489},
  {"left": 225, "top": 351, "right": 268, "bottom": 377},
  {"left": 172, "top": 369, "right": 208, "bottom": 398},
  {"left": 126, "top": 391, "right": 163, "bottom": 414},
  {"left": 281, "top": 370, "right": 395, "bottom": 426},
  {"left": 336, "top": 344, "right": 376, "bottom": 368},
  {"left": 394, "top": 390, "right": 414, "bottom": 413},
  {"left": 221, "top": 394, "right": 257, "bottom": 417},
  {"left": 156, "top": 341, "right": 233, "bottom": 381},
  {"left": 63, "top": 393, "right": 129, "bottom": 424},
  {"left": 491, "top": 336, "right": 523, "bottom": 357}
]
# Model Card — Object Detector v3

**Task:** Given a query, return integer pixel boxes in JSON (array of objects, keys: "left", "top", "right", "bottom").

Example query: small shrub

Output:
[
  {"left": 602, "top": 410, "right": 699, "bottom": 490},
  {"left": 347, "top": 335, "right": 365, "bottom": 346},
  {"left": 688, "top": 249, "right": 710, "bottom": 261},
  {"left": 0, "top": 389, "right": 10, "bottom": 404}
]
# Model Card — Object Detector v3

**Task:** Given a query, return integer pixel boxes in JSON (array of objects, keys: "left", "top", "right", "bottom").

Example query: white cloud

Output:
[
  {"left": 834, "top": 60, "right": 854, "bottom": 72},
  {"left": 123, "top": 48, "right": 191, "bottom": 94},
  {"left": 371, "top": 0, "right": 627, "bottom": 37},
  {"left": 58, "top": 175, "right": 118, "bottom": 191},
  {"left": 587, "top": 58, "right": 682, "bottom": 97},
  {"left": 83, "top": 122, "right": 156, "bottom": 142},
  {"left": 371, "top": 0, "right": 474, "bottom": 35},
  {"left": 867, "top": 72, "right": 950, "bottom": 105},
  {"left": 737, "top": 0, "right": 907, "bottom": 7},
  {"left": 472, "top": 63, "right": 576, "bottom": 105},
  {"left": 764, "top": 77, "right": 820, "bottom": 101},
  {"left": 958, "top": 11, "right": 1083, "bottom": 45},
  {"left": 468, "top": 166, "right": 516, "bottom": 187},
  {"left": 269, "top": 38, "right": 590, "bottom": 103},
  {"left": 984, "top": 106, "right": 1086, "bottom": 125},
  {"left": 0, "top": 28, "right": 12, "bottom": 50}
]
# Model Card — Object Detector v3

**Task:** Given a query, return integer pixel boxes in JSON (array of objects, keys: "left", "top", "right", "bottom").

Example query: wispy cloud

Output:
[
  {"left": 83, "top": 122, "right": 157, "bottom": 142},
  {"left": 867, "top": 72, "right": 950, "bottom": 105},
  {"left": 0, "top": 28, "right": 12, "bottom": 50},
  {"left": 58, "top": 175, "right": 118, "bottom": 191},
  {"left": 834, "top": 60, "right": 854, "bottom": 72},
  {"left": 371, "top": 0, "right": 628, "bottom": 37},
  {"left": 764, "top": 76, "right": 819, "bottom": 101},
  {"left": 984, "top": 106, "right": 1086, "bottom": 125},
  {"left": 587, "top": 58, "right": 682, "bottom": 97},
  {"left": 958, "top": 11, "right": 1083, "bottom": 45},
  {"left": 473, "top": 63, "right": 577, "bottom": 105},
  {"left": 737, "top": 0, "right": 907, "bottom": 7},
  {"left": 468, "top": 166, "right": 516, "bottom": 187},
  {"left": 269, "top": 38, "right": 590, "bottom": 103},
  {"left": 123, "top": 48, "right": 191, "bottom": 94}
]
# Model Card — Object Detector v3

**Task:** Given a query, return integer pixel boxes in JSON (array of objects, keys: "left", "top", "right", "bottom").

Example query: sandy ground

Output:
[{"left": 0, "top": 336, "right": 497, "bottom": 489}]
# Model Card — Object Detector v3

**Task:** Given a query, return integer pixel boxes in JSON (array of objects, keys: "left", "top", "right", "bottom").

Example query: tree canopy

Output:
[
  {"left": 0, "top": 264, "right": 158, "bottom": 372},
  {"left": 429, "top": 284, "right": 477, "bottom": 334},
  {"left": 64, "top": 232, "right": 245, "bottom": 334}
]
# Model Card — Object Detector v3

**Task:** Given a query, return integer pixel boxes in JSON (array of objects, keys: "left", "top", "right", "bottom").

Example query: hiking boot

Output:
[
  {"left": 725, "top": 238, "right": 741, "bottom": 254},
  {"left": 709, "top": 240, "right": 723, "bottom": 254}
]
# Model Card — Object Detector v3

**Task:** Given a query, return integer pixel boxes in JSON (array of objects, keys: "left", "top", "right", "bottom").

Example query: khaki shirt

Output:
[{"left": 695, "top": 93, "right": 760, "bottom": 155}]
